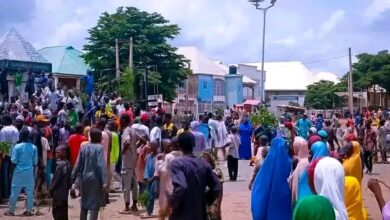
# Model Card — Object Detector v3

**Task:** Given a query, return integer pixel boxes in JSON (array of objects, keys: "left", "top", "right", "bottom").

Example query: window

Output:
[
  {"left": 203, "top": 81, "right": 208, "bottom": 89},
  {"left": 179, "top": 80, "right": 187, "bottom": 91},
  {"left": 214, "top": 79, "right": 224, "bottom": 96}
]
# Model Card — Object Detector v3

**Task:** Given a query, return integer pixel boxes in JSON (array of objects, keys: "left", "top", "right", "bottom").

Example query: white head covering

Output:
[{"left": 314, "top": 157, "right": 348, "bottom": 220}]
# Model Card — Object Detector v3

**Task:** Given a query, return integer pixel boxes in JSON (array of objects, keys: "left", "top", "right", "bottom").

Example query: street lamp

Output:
[{"left": 248, "top": 0, "right": 277, "bottom": 103}]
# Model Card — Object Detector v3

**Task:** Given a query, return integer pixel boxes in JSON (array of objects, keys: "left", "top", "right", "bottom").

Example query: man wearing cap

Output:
[{"left": 132, "top": 113, "right": 150, "bottom": 140}]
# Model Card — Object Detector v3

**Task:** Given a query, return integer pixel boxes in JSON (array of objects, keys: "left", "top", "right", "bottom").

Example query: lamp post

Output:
[{"left": 248, "top": 0, "right": 277, "bottom": 103}]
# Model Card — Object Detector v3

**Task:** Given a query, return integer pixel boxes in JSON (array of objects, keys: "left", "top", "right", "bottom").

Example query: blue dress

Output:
[
  {"left": 239, "top": 120, "right": 253, "bottom": 159},
  {"left": 297, "top": 141, "right": 329, "bottom": 201},
  {"left": 251, "top": 138, "right": 292, "bottom": 220}
]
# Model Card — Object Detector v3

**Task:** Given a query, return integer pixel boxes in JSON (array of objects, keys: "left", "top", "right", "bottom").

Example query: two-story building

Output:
[{"left": 175, "top": 47, "right": 243, "bottom": 114}]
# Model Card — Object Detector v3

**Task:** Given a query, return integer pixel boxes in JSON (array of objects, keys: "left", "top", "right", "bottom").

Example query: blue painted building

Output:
[{"left": 175, "top": 46, "right": 243, "bottom": 114}]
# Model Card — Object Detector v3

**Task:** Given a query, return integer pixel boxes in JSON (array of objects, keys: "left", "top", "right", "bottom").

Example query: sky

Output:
[{"left": 1, "top": 0, "right": 390, "bottom": 76}]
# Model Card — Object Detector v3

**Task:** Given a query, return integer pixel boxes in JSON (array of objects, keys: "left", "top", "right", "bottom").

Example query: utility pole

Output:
[
  {"left": 348, "top": 47, "right": 354, "bottom": 114},
  {"left": 128, "top": 37, "right": 133, "bottom": 68},
  {"left": 115, "top": 38, "right": 120, "bottom": 80}
]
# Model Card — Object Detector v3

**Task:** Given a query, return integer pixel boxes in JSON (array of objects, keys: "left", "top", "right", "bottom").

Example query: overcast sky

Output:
[{"left": 1, "top": 0, "right": 390, "bottom": 76}]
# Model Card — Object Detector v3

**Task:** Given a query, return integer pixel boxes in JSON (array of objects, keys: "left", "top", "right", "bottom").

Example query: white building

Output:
[{"left": 238, "top": 61, "right": 338, "bottom": 113}]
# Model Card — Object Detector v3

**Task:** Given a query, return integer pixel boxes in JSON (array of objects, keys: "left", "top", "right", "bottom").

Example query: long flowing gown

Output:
[
  {"left": 72, "top": 143, "right": 106, "bottom": 210},
  {"left": 239, "top": 120, "right": 253, "bottom": 159}
]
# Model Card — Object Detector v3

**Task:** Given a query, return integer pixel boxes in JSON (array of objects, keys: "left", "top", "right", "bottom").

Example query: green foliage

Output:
[
  {"left": 352, "top": 50, "right": 390, "bottom": 93},
  {"left": 148, "top": 71, "right": 161, "bottom": 94},
  {"left": 304, "top": 80, "right": 344, "bottom": 109},
  {"left": 83, "top": 7, "right": 190, "bottom": 101},
  {"left": 119, "top": 67, "right": 136, "bottom": 101},
  {"left": 0, "top": 142, "right": 12, "bottom": 155},
  {"left": 139, "top": 190, "right": 150, "bottom": 208},
  {"left": 249, "top": 107, "right": 278, "bottom": 128}
]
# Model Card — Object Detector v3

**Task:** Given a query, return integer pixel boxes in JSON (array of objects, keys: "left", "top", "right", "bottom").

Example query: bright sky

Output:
[{"left": 1, "top": 0, "right": 390, "bottom": 76}]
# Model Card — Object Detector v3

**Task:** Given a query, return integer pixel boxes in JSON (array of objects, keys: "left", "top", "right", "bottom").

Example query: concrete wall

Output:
[
  {"left": 225, "top": 74, "right": 243, "bottom": 107},
  {"left": 237, "top": 64, "right": 262, "bottom": 100},
  {"left": 268, "top": 94, "right": 306, "bottom": 113}
]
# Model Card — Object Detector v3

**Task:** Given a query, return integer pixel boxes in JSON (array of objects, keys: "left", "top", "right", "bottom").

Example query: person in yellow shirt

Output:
[
  {"left": 372, "top": 114, "right": 380, "bottom": 129},
  {"left": 95, "top": 104, "right": 113, "bottom": 119}
]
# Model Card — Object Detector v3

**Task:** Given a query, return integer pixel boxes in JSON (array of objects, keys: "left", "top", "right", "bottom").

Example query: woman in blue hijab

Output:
[
  {"left": 297, "top": 141, "right": 329, "bottom": 201},
  {"left": 239, "top": 117, "right": 253, "bottom": 159},
  {"left": 251, "top": 137, "right": 292, "bottom": 220}
]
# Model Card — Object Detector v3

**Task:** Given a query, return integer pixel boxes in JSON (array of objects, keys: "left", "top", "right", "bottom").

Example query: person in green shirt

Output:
[{"left": 66, "top": 103, "right": 79, "bottom": 129}]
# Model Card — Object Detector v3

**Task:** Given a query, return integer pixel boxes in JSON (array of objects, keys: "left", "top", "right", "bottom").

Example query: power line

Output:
[{"left": 302, "top": 55, "right": 349, "bottom": 64}]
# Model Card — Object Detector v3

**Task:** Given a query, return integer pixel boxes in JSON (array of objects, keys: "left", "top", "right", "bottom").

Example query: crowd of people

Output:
[
  {"left": 0, "top": 81, "right": 390, "bottom": 220},
  {"left": 0, "top": 84, "right": 254, "bottom": 220},
  {"left": 250, "top": 111, "right": 390, "bottom": 220}
]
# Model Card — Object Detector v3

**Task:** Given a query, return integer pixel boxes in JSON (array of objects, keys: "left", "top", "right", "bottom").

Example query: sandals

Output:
[
  {"left": 4, "top": 211, "right": 15, "bottom": 216},
  {"left": 140, "top": 213, "right": 155, "bottom": 219},
  {"left": 22, "top": 211, "right": 33, "bottom": 216},
  {"left": 119, "top": 209, "right": 132, "bottom": 214},
  {"left": 4, "top": 211, "right": 33, "bottom": 216}
]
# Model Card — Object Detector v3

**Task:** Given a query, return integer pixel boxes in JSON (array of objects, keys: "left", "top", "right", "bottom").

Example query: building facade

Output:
[{"left": 175, "top": 47, "right": 243, "bottom": 114}]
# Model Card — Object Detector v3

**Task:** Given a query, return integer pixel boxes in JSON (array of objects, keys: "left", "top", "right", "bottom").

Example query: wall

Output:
[
  {"left": 197, "top": 74, "right": 213, "bottom": 102},
  {"left": 237, "top": 64, "right": 262, "bottom": 100},
  {"left": 225, "top": 74, "right": 243, "bottom": 107},
  {"left": 268, "top": 94, "right": 305, "bottom": 113}
]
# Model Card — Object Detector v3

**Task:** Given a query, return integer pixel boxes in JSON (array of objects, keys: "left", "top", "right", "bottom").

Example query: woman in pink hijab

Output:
[{"left": 289, "top": 136, "right": 310, "bottom": 205}]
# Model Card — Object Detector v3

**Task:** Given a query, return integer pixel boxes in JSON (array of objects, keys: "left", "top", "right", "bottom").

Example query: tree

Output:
[
  {"left": 148, "top": 71, "right": 161, "bottom": 94},
  {"left": 350, "top": 50, "right": 390, "bottom": 107},
  {"left": 304, "top": 80, "right": 345, "bottom": 109},
  {"left": 83, "top": 7, "right": 190, "bottom": 101},
  {"left": 119, "top": 67, "right": 135, "bottom": 101}
]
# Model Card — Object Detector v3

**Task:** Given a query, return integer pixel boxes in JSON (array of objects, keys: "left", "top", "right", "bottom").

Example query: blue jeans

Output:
[{"left": 146, "top": 179, "right": 158, "bottom": 215}]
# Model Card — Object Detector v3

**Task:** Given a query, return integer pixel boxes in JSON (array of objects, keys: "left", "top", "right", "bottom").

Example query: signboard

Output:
[
  {"left": 272, "top": 95, "right": 299, "bottom": 101},
  {"left": 0, "top": 59, "right": 52, "bottom": 72},
  {"left": 147, "top": 94, "right": 163, "bottom": 107}
]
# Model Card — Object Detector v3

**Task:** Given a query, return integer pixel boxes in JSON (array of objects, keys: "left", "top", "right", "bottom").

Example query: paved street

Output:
[{"left": 0, "top": 160, "right": 389, "bottom": 220}]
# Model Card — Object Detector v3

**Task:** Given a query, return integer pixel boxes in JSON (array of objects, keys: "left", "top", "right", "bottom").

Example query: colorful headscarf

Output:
[
  {"left": 343, "top": 141, "right": 362, "bottom": 183},
  {"left": 289, "top": 137, "right": 309, "bottom": 204},
  {"left": 314, "top": 157, "right": 348, "bottom": 220},
  {"left": 297, "top": 141, "right": 329, "bottom": 201},
  {"left": 293, "top": 136, "right": 309, "bottom": 159},
  {"left": 251, "top": 137, "right": 292, "bottom": 220},
  {"left": 293, "top": 195, "right": 336, "bottom": 220},
  {"left": 344, "top": 176, "right": 367, "bottom": 220}
]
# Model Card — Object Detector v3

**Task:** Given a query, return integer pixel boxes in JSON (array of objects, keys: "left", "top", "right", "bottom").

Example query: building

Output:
[
  {"left": 39, "top": 46, "right": 89, "bottom": 90},
  {"left": 175, "top": 46, "right": 243, "bottom": 114},
  {"left": 239, "top": 61, "right": 322, "bottom": 113},
  {"left": 0, "top": 29, "right": 52, "bottom": 101}
]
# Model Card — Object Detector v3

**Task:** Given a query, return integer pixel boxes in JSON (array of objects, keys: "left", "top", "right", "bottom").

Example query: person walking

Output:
[
  {"left": 119, "top": 114, "right": 139, "bottom": 214},
  {"left": 50, "top": 145, "right": 72, "bottom": 220},
  {"left": 72, "top": 128, "right": 107, "bottom": 220},
  {"left": 363, "top": 119, "right": 377, "bottom": 174},
  {"left": 169, "top": 132, "right": 221, "bottom": 220}
]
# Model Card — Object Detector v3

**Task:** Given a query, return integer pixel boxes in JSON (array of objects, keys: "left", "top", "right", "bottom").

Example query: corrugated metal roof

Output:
[
  {"left": 0, "top": 28, "right": 48, "bottom": 63},
  {"left": 38, "top": 46, "right": 88, "bottom": 76},
  {"left": 176, "top": 46, "right": 226, "bottom": 76}
]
